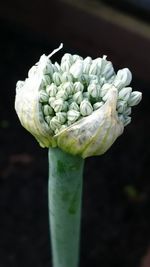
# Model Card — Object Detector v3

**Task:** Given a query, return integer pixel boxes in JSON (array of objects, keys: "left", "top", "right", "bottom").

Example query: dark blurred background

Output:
[{"left": 0, "top": 0, "right": 150, "bottom": 266}]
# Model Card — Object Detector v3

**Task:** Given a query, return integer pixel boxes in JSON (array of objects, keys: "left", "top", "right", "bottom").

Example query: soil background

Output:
[{"left": 0, "top": 3, "right": 150, "bottom": 266}]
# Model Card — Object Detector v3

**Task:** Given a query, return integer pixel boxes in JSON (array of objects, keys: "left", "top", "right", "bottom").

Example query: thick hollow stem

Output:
[{"left": 48, "top": 147, "right": 84, "bottom": 267}]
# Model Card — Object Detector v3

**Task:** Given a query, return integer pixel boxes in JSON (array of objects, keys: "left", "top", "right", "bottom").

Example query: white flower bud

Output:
[
  {"left": 48, "top": 97, "right": 56, "bottom": 108},
  {"left": 113, "top": 68, "right": 132, "bottom": 90},
  {"left": 80, "top": 100, "right": 93, "bottom": 116},
  {"left": 89, "top": 75, "right": 99, "bottom": 84},
  {"left": 43, "top": 104, "right": 54, "bottom": 116},
  {"left": 53, "top": 72, "right": 62, "bottom": 86},
  {"left": 69, "top": 102, "right": 80, "bottom": 111},
  {"left": 124, "top": 107, "right": 132, "bottom": 116},
  {"left": 61, "top": 60, "right": 71, "bottom": 72},
  {"left": 54, "top": 62, "right": 61, "bottom": 72},
  {"left": 63, "top": 82, "right": 74, "bottom": 95},
  {"left": 117, "top": 100, "right": 127, "bottom": 114},
  {"left": 70, "top": 60, "right": 83, "bottom": 79},
  {"left": 93, "top": 102, "right": 104, "bottom": 110},
  {"left": 61, "top": 53, "right": 73, "bottom": 64},
  {"left": 89, "top": 61, "right": 98, "bottom": 75},
  {"left": 45, "top": 115, "right": 53, "bottom": 124},
  {"left": 50, "top": 116, "right": 61, "bottom": 131},
  {"left": 39, "top": 90, "right": 49, "bottom": 103},
  {"left": 88, "top": 83, "right": 100, "bottom": 98},
  {"left": 38, "top": 55, "right": 54, "bottom": 76},
  {"left": 74, "top": 82, "right": 84, "bottom": 93},
  {"left": 102, "top": 61, "right": 114, "bottom": 80},
  {"left": 100, "top": 83, "right": 112, "bottom": 98},
  {"left": 118, "top": 87, "right": 132, "bottom": 101},
  {"left": 73, "top": 91, "right": 83, "bottom": 104},
  {"left": 73, "top": 55, "right": 83, "bottom": 62},
  {"left": 56, "top": 112, "right": 67, "bottom": 124},
  {"left": 56, "top": 89, "right": 68, "bottom": 100},
  {"left": 53, "top": 99, "right": 64, "bottom": 112},
  {"left": 67, "top": 110, "right": 80, "bottom": 123},
  {"left": 128, "top": 91, "right": 142, "bottom": 106},
  {"left": 61, "top": 72, "right": 73, "bottom": 83},
  {"left": 46, "top": 83, "right": 57, "bottom": 96},
  {"left": 123, "top": 116, "right": 131, "bottom": 126},
  {"left": 83, "top": 57, "right": 92, "bottom": 73},
  {"left": 42, "top": 75, "right": 51, "bottom": 87}
]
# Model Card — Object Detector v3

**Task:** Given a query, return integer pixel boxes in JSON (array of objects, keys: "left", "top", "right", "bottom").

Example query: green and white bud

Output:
[
  {"left": 45, "top": 115, "right": 53, "bottom": 125},
  {"left": 80, "top": 100, "right": 93, "bottom": 116},
  {"left": 88, "top": 83, "right": 100, "bottom": 99},
  {"left": 70, "top": 60, "right": 83, "bottom": 79},
  {"left": 61, "top": 60, "right": 71, "bottom": 72},
  {"left": 62, "top": 101, "right": 69, "bottom": 112},
  {"left": 89, "top": 75, "right": 99, "bottom": 84},
  {"left": 73, "top": 91, "right": 83, "bottom": 105},
  {"left": 74, "top": 82, "right": 84, "bottom": 93},
  {"left": 100, "top": 83, "right": 112, "bottom": 98},
  {"left": 50, "top": 116, "right": 61, "bottom": 131},
  {"left": 67, "top": 110, "right": 80, "bottom": 123},
  {"left": 53, "top": 72, "right": 62, "bottom": 86},
  {"left": 56, "top": 112, "right": 67, "bottom": 124},
  {"left": 93, "top": 102, "right": 104, "bottom": 110},
  {"left": 113, "top": 68, "right": 132, "bottom": 90},
  {"left": 124, "top": 107, "right": 132, "bottom": 116},
  {"left": 43, "top": 104, "right": 54, "bottom": 116},
  {"left": 83, "top": 57, "right": 92, "bottom": 74},
  {"left": 39, "top": 90, "right": 49, "bottom": 103},
  {"left": 102, "top": 61, "right": 114, "bottom": 80},
  {"left": 128, "top": 91, "right": 142, "bottom": 106},
  {"left": 56, "top": 89, "right": 68, "bottom": 100},
  {"left": 53, "top": 99, "right": 64, "bottom": 112},
  {"left": 61, "top": 72, "right": 73, "bottom": 83},
  {"left": 118, "top": 87, "right": 132, "bottom": 101},
  {"left": 63, "top": 82, "right": 74, "bottom": 95},
  {"left": 123, "top": 116, "right": 131, "bottom": 126},
  {"left": 42, "top": 75, "right": 51, "bottom": 87},
  {"left": 69, "top": 102, "right": 80, "bottom": 111},
  {"left": 54, "top": 62, "right": 61, "bottom": 72},
  {"left": 117, "top": 100, "right": 127, "bottom": 114},
  {"left": 46, "top": 83, "right": 58, "bottom": 96},
  {"left": 48, "top": 97, "right": 56, "bottom": 109},
  {"left": 61, "top": 53, "right": 73, "bottom": 65},
  {"left": 72, "top": 55, "right": 83, "bottom": 62},
  {"left": 89, "top": 61, "right": 98, "bottom": 75}
]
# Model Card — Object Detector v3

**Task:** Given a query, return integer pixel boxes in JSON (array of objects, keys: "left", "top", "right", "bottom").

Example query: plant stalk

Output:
[{"left": 48, "top": 147, "right": 84, "bottom": 267}]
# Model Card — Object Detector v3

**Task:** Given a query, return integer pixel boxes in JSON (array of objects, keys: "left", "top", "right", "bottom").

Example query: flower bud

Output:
[
  {"left": 61, "top": 60, "right": 71, "bottom": 72},
  {"left": 102, "top": 61, "right": 114, "bottom": 80},
  {"left": 89, "top": 75, "right": 99, "bottom": 84},
  {"left": 67, "top": 110, "right": 80, "bottom": 123},
  {"left": 124, "top": 107, "right": 132, "bottom": 116},
  {"left": 45, "top": 115, "right": 53, "bottom": 124},
  {"left": 43, "top": 104, "right": 54, "bottom": 116},
  {"left": 123, "top": 116, "right": 131, "bottom": 126},
  {"left": 42, "top": 75, "right": 51, "bottom": 87},
  {"left": 74, "top": 82, "right": 84, "bottom": 93},
  {"left": 83, "top": 57, "right": 92, "bottom": 73},
  {"left": 89, "top": 61, "right": 98, "bottom": 75},
  {"left": 39, "top": 90, "right": 49, "bottom": 103},
  {"left": 61, "top": 72, "right": 73, "bottom": 83},
  {"left": 50, "top": 116, "right": 61, "bottom": 131},
  {"left": 128, "top": 91, "right": 142, "bottom": 106},
  {"left": 53, "top": 72, "right": 62, "bottom": 86},
  {"left": 88, "top": 83, "right": 100, "bottom": 98},
  {"left": 63, "top": 82, "right": 74, "bottom": 95},
  {"left": 54, "top": 62, "right": 61, "bottom": 72},
  {"left": 73, "top": 55, "right": 83, "bottom": 62},
  {"left": 93, "top": 102, "right": 104, "bottom": 110},
  {"left": 38, "top": 55, "right": 54, "bottom": 76},
  {"left": 56, "top": 112, "right": 67, "bottom": 124},
  {"left": 80, "top": 100, "right": 93, "bottom": 116},
  {"left": 70, "top": 60, "right": 83, "bottom": 79},
  {"left": 118, "top": 87, "right": 132, "bottom": 101},
  {"left": 48, "top": 97, "right": 56, "bottom": 108},
  {"left": 100, "top": 83, "right": 112, "bottom": 98},
  {"left": 69, "top": 102, "right": 80, "bottom": 111},
  {"left": 46, "top": 83, "right": 57, "bottom": 96},
  {"left": 53, "top": 99, "right": 64, "bottom": 112},
  {"left": 56, "top": 89, "right": 68, "bottom": 100},
  {"left": 61, "top": 53, "right": 73, "bottom": 64},
  {"left": 117, "top": 100, "right": 127, "bottom": 114},
  {"left": 73, "top": 91, "right": 83, "bottom": 104},
  {"left": 113, "top": 68, "right": 132, "bottom": 90}
]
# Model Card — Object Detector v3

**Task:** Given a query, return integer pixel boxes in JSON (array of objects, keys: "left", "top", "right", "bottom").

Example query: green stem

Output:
[{"left": 48, "top": 147, "right": 84, "bottom": 267}]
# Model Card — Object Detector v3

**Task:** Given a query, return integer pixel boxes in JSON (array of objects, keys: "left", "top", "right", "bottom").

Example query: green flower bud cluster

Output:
[{"left": 16, "top": 45, "right": 142, "bottom": 136}]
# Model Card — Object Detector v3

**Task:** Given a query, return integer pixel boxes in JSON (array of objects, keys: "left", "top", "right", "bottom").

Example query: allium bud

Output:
[
  {"left": 39, "top": 90, "right": 49, "bottom": 103},
  {"left": 70, "top": 60, "right": 83, "bottom": 79},
  {"left": 73, "top": 91, "right": 83, "bottom": 105},
  {"left": 53, "top": 72, "right": 62, "bottom": 86},
  {"left": 67, "top": 110, "right": 80, "bottom": 123},
  {"left": 46, "top": 83, "right": 58, "bottom": 96},
  {"left": 118, "top": 87, "right": 132, "bottom": 101},
  {"left": 117, "top": 100, "right": 127, "bottom": 114},
  {"left": 80, "top": 100, "right": 93, "bottom": 116},
  {"left": 74, "top": 82, "right": 84, "bottom": 93},
  {"left": 50, "top": 116, "right": 61, "bottom": 131},
  {"left": 63, "top": 82, "right": 74, "bottom": 95},
  {"left": 43, "top": 104, "right": 54, "bottom": 116},
  {"left": 83, "top": 57, "right": 92, "bottom": 73},
  {"left": 53, "top": 99, "right": 64, "bottom": 112},
  {"left": 69, "top": 102, "right": 80, "bottom": 111},
  {"left": 88, "top": 83, "right": 100, "bottom": 99},
  {"left": 113, "top": 68, "right": 132, "bottom": 90},
  {"left": 56, "top": 89, "right": 68, "bottom": 100},
  {"left": 124, "top": 107, "right": 132, "bottom": 116},
  {"left": 61, "top": 60, "right": 71, "bottom": 72},
  {"left": 56, "top": 112, "right": 67, "bottom": 124},
  {"left": 61, "top": 72, "right": 73, "bottom": 83},
  {"left": 93, "top": 102, "right": 104, "bottom": 110},
  {"left": 61, "top": 53, "right": 73, "bottom": 65},
  {"left": 128, "top": 91, "right": 142, "bottom": 106}
]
